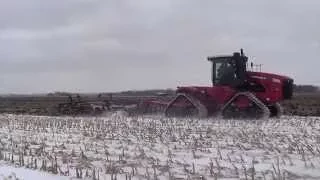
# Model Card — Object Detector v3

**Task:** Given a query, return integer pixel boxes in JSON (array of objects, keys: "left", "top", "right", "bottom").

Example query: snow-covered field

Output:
[{"left": 0, "top": 113, "right": 319, "bottom": 180}]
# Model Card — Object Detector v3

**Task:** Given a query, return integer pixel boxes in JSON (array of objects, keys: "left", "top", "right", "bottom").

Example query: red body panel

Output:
[
  {"left": 176, "top": 86, "right": 236, "bottom": 115},
  {"left": 175, "top": 71, "right": 290, "bottom": 115},
  {"left": 176, "top": 86, "right": 235, "bottom": 104},
  {"left": 247, "top": 71, "right": 289, "bottom": 104}
]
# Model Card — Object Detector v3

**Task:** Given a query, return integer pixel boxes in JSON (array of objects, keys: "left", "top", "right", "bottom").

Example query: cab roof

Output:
[{"left": 207, "top": 55, "right": 233, "bottom": 61}]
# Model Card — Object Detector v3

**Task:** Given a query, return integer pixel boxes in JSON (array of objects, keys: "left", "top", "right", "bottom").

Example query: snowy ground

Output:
[
  {"left": 0, "top": 164, "right": 69, "bottom": 180},
  {"left": 0, "top": 113, "right": 319, "bottom": 180}
]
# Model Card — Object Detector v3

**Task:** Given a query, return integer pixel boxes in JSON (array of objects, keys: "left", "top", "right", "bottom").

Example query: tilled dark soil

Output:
[
  {"left": 0, "top": 93, "right": 319, "bottom": 117},
  {"left": 282, "top": 93, "right": 320, "bottom": 116}
]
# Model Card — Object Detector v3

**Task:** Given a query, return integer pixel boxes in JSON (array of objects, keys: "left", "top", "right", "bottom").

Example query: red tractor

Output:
[{"left": 137, "top": 49, "right": 293, "bottom": 119}]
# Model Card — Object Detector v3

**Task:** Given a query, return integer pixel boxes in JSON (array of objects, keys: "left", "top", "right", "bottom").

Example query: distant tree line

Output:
[
  {"left": 47, "top": 85, "right": 319, "bottom": 97},
  {"left": 118, "top": 89, "right": 175, "bottom": 96},
  {"left": 293, "top": 84, "right": 319, "bottom": 93},
  {"left": 47, "top": 92, "right": 72, "bottom": 96}
]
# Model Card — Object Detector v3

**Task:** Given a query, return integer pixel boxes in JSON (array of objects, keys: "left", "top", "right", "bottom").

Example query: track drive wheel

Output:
[
  {"left": 268, "top": 102, "right": 282, "bottom": 118},
  {"left": 221, "top": 92, "right": 270, "bottom": 119},
  {"left": 165, "top": 93, "right": 208, "bottom": 118}
]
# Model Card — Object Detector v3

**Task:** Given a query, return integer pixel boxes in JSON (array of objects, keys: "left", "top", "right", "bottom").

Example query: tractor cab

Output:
[{"left": 207, "top": 49, "right": 248, "bottom": 87}]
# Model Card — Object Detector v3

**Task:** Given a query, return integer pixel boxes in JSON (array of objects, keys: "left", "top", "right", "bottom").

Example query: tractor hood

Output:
[{"left": 247, "top": 71, "right": 293, "bottom": 82}]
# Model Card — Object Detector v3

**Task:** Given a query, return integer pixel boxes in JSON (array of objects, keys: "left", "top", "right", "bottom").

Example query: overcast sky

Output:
[{"left": 0, "top": 0, "right": 319, "bottom": 93}]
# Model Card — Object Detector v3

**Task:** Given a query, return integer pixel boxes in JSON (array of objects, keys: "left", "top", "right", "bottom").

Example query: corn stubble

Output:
[{"left": 0, "top": 113, "right": 319, "bottom": 179}]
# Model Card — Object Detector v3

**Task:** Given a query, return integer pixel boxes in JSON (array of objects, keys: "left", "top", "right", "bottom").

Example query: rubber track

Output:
[
  {"left": 274, "top": 102, "right": 283, "bottom": 118},
  {"left": 165, "top": 93, "right": 208, "bottom": 118},
  {"left": 221, "top": 92, "right": 270, "bottom": 119}
]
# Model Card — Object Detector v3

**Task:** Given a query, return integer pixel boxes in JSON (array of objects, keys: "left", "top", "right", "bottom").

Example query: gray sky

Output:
[{"left": 0, "top": 0, "right": 319, "bottom": 93}]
